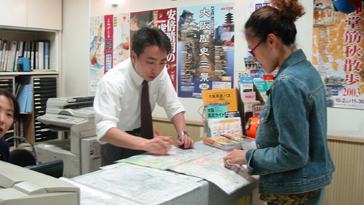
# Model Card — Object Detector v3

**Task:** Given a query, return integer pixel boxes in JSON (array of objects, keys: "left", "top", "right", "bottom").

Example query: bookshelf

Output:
[
  {"left": 15, "top": 75, "right": 59, "bottom": 145},
  {"left": 0, "top": 0, "right": 62, "bottom": 148}
]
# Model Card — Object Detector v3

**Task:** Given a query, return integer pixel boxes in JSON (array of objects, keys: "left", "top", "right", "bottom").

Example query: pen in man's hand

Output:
[{"left": 155, "top": 131, "right": 177, "bottom": 148}]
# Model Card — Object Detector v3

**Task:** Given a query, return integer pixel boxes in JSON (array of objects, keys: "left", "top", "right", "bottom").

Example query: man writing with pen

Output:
[{"left": 94, "top": 27, "right": 194, "bottom": 166}]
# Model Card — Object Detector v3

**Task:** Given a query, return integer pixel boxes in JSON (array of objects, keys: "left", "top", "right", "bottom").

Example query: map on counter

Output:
[
  {"left": 169, "top": 151, "right": 258, "bottom": 195},
  {"left": 60, "top": 177, "right": 140, "bottom": 205},
  {"left": 71, "top": 163, "right": 202, "bottom": 205},
  {"left": 118, "top": 146, "right": 214, "bottom": 170},
  {"left": 117, "top": 146, "right": 257, "bottom": 195},
  {"left": 101, "top": 161, "right": 203, "bottom": 182}
]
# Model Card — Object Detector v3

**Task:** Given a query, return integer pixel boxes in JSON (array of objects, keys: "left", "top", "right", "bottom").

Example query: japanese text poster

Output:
[
  {"left": 89, "top": 14, "right": 130, "bottom": 93},
  {"left": 89, "top": 16, "right": 105, "bottom": 93},
  {"left": 130, "top": 8, "right": 178, "bottom": 90},
  {"left": 243, "top": 1, "right": 271, "bottom": 71},
  {"left": 178, "top": 3, "right": 235, "bottom": 98},
  {"left": 313, "top": 1, "right": 364, "bottom": 109}
]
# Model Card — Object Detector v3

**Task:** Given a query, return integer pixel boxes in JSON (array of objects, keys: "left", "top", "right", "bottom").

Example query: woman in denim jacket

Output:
[{"left": 223, "top": 1, "right": 335, "bottom": 204}]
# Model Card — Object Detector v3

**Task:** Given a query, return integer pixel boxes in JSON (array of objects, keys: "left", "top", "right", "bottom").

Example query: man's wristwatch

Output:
[{"left": 178, "top": 131, "right": 189, "bottom": 138}]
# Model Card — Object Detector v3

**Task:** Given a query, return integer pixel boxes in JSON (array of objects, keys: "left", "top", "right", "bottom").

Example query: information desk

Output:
[
  {"left": 64, "top": 141, "right": 259, "bottom": 205},
  {"left": 164, "top": 178, "right": 258, "bottom": 205}
]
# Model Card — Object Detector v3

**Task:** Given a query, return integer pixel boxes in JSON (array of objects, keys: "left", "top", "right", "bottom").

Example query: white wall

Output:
[
  {"left": 61, "top": 0, "right": 364, "bottom": 138},
  {"left": 62, "top": 0, "right": 90, "bottom": 97}
]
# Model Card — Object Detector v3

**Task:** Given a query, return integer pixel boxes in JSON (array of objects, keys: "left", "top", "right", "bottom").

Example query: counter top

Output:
[{"left": 63, "top": 141, "right": 259, "bottom": 205}]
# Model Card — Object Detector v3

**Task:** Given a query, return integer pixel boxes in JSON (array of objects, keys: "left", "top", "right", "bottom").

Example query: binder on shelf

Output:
[
  {"left": 44, "top": 41, "right": 49, "bottom": 70},
  {"left": 14, "top": 41, "right": 24, "bottom": 72},
  {"left": 30, "top": 41, "right": 35, "bottom": 70},
  {"left": 17, "top": 57, "right": 30, "bottom": 72},
  {"left": 1, "top": 39, "right": 8, "bottom": 71},
  {"left": 16, "top": 84, "right": 27, "bottom": 112},
  {"left": 15, "top": 82, "right": 22, "bottom": 97},
  {"left": 23, "top": 41, "right": 30, "bottom": 58},
  {"left": 37, "top": 41, "right": 44, "bottom": 70},
  {"left": 3, "top": 41, "right": 11, "bottom": 71},
  {"left": 16, "top": 84, "right": 33, "bottom": 113},
  {"left": 31, "top": 40, "right": 49, "bottom": 70},
  {"left": 9, "top": 41, "right": 18, "bottom": 72},
  {"left": 34, "top": 41, "right": 39, "bottom": 70},
  {"left": 24, "top": 84, "right": 33, "bottom": 113}
]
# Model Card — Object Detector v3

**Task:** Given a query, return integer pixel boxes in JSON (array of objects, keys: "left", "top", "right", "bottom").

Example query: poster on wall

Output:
[
  {"left": 104, "top": 15, "right": 114, "bottom": 73},
  {"left": 130, "top": 8, "right": 178, "bottom": 90},
  {"left": 177, "top": 3, "right": 235, "bottom": 98},
  {"left": 244, "top": 1, "right": 271, "bottom": 71},
  {"left": 89, "top": 14, "right": 130, "bottom": 93},
  {"left": 113, "top": 14, "right": 131, "bottom": 67},
  {"left": 89, "top": 16, "right": 105, "bottom": 93},
  {"left": 313, "top": 1, "right": 364, "bottom": 109}
]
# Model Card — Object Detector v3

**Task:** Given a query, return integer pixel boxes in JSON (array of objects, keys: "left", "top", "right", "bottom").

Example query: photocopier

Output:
[
  {"left": 36, "top": 96, "right": 101, "bottom": 178},
  {"left": 0, "top": 160, "right": 80, "bottom": 205}
]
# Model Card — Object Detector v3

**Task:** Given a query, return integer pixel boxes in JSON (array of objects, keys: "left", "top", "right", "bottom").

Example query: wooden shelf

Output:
[{"left": 0, "top": 71, "right": 59, "bottom": 76}]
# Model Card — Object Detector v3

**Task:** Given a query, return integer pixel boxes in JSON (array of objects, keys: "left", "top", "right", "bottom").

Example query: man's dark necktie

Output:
[{"left": 141, "top": 80, "right": 153, "bottom": 139}]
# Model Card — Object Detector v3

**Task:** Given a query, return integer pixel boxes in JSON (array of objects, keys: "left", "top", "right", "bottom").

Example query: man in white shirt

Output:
[{"left": 94, "top": 27, "right": 194, "bottom": 165}]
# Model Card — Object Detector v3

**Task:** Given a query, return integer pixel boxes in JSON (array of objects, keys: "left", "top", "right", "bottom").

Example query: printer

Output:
[
  {"left": 0, "top": 160, "right": 80, "bottom": 205},
  {"left": 36, "top": 96, "right": 101, "bottom": 177}
]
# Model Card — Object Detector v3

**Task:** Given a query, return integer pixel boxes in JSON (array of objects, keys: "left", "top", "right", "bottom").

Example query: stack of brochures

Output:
[
  {"left": 203, "top": 136, "right": 241, "bottom": 151},
  {"left": 221, "top": 133, "right": 249, "bottom": 143}
]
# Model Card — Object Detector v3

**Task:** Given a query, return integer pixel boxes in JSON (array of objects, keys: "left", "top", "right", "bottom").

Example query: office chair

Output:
[
  {"left": 26, "top": 160, "right": 64, "bottom": 178},
  {"left": 6, "top": 136, "right": 37, "bottom": 167},
  {"left": 6, "top": 136, "right": 64, "bottom": 178}
]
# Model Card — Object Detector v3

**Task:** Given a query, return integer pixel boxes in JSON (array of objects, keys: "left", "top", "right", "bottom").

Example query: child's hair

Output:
[
  {"left": 244, "top": 0, "right": 305, "bottom": 46},
  {"left": 0, "top": 89, "right": 20, "bottom": 122}
]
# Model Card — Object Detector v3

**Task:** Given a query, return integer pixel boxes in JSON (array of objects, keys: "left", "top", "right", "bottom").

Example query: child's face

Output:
[{"left": 0, "top": 95, "right": 14, "bottom": 138}]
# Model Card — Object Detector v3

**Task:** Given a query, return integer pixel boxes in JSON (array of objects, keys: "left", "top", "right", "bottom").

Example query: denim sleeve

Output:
[
  {"left": 246, "top": 149, "right": 256, "bottom": 175},
  {"left": 247, "top": 79, "right": 309, "bottom": 175}
]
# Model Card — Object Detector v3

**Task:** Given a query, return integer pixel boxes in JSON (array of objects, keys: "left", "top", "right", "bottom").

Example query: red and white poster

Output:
[
  {"left": 104, "top": 15, "right": 114, "bottom": 73},
  {"left": 130, "top": 8, "right": 178, "bottom": 90},
  {"left": 89, "top": 14, "right": 130, "bottom": 93}
]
